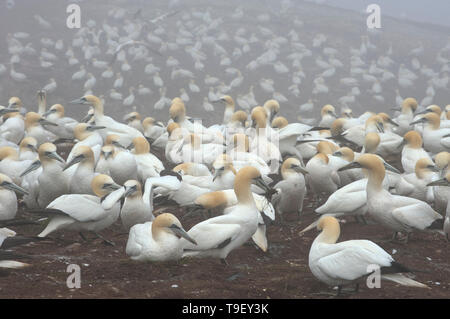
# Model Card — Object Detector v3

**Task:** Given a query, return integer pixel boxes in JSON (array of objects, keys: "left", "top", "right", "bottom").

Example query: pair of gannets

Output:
[
  {"left": 339, "top": 154, "right": 442, "bottom": 241},
  {"left": 308, "top": 216, "right": 427, "bottom": 293},
  {"left": 411, "top": 113, "right": 450, "bottom": 154}
]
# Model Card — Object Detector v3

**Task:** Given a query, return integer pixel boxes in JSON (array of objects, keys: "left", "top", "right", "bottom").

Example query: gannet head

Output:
[
  {"left": 0, "top": 146, "right": 19, "bottom": 161},
  {"left": 320, "top": 104, "right": 337, "bottom": 118},
  {"left": 105, "top": 134, "right": 125, "bottom": 149},
  {"left": 19, "top": 136, "right": 38, "bottom": 153},
  {"left": 251, "top": 106, "right": 267, "bottom": 129},
  {"left": 316, "top": 215, "right": 340, "bottom": 244},
  {"left": 215, "top": 95, "right": 235, "bottom": 108},
  {"left": 234, "top": 166, "right": 270, "bottom": 204},
  {"left": 212, "top": 154, "right": 236, "bottom": 181},
  {"left": 263, "top": 99, "right": 280, "bottom": 122},
  {"left": 91, "top": 174, "right": 121, "bottom": 198},
  {"left": 123, "top": 180, "right": 142, "bottom": 199},
  {"left": 332, "top": 147, "right": 354, "bottom": 162},
  {"left": 364, "top": 132, "right": 380, "bottom": 153},
  {"left": 101, "top": 145, "right": 115, "bottom": 160},
  {"left": 129, "top": 136, "right": 150, "bottom": 154},
  {"left": 70, "top": 95, "right": 102, "bottom": 108},
  {"left": 231, "top": 110, "right": 247, "bottom": 127},
  {"left": 365, "top": 115, "right": 385, "bottom": 133},
  {"left": 427, "top": 171, "right": 450, "bottom": 187},
  {"left": 410, "top": 112, "right": 440, "bottom": 130},
  {"left": 341, "top": 108, "right": 353, "bottom": 118},
  {"left": 38, "top": 143, "right": 64, "bottom": 163},
  {"left": 64, "top": 145, "right": 94, "bottom": 171},
  {"left": 271, "top": 116, "right": 288, "bottom": 129},
  {"left": 316, "top": 141, "right": 338, "bottom": 155},
  {"left": 124, "top": 111, "right": 141, "bottom": 123},
  {"left": 169, "top": 99, "right": 186, "bottom": 123},
  {"left": 415, "top": 158, "right": 439, "bottom": 179},
  {"left": 152, "top": 213, "right": 196, "bottom": 245},
  {"left": 417, "top": 104, "right": 441, "bottom": 116},
  {"left": 25, "top": 112, "right": 58, "bottom": 128},
  {"left": 7, "top": 97, "right": 22, "bottom": 109},
  {"left": 378, "top": 112, "right": 399, "bottom": 128},
  {"left": 281, "top": 157, "right": 308, "bottom": 179},
  {"left": 44, "top": 104, "right": 64, "bottom": 118},
  {"left": 401, "top": 98, "right": 418, "bottom": 114},
  {"left": 434, "top": 152, "right": 450, "bottom": 176},
  {"left": 73, "top": 123, "right": 105, "bottom": 141},
  {"left": 400, "top": 130, "right": 422, "bottom": 149},
  {"left": 330, "top": 118, "right": 346, "bottom": 136},
  {"left": 0, "top": 173, "right": 28, "bottom": 195}
]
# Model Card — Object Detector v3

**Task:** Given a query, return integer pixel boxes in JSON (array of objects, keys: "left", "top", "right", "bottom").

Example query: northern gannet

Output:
[{"left": 0, "top": 174, "right": 28, "bottom": 220}]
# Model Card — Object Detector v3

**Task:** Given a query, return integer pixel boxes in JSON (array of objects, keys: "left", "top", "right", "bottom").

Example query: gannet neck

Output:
[
  {"left": 0, "top": 147, "right": 19, "bottom": 161},
  {"left": 234, "top": 167, "right": 258, "bottom": 205},
  {"left": 316, "top": 216, "right": 340, "bottom": 244}
]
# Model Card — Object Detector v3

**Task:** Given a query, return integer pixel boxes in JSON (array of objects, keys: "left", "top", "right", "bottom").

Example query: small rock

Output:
[{"left": 171, "top": 284, "right": 178, "bottom": 288}]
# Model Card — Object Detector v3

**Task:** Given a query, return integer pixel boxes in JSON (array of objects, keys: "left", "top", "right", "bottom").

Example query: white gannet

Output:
[
  {"left": 393, "top": 98, "right": 418, "bottom": 136},
  {"left": 427, "top": 173, "right": 450, "bottom": 240},
  {"left": 410, "top": 112, "right": 450, "bottom": 154},
  {"left": 308, "top": 216, "right": 427, "bottom": 294},
  {"left": 272, "top": 158, "right": 307, "bottom": 220},
  {"left": 64, "top": 146, "right": 96, "bottom": 195},
  {"left": 0, "top": 110, "right": 25, "bottom": 144},
  {"left": 129, "top": 136, "right": 164, "bottom": 182},
  {"left": 399, "top": 130, "right": 432, "bottom": 174},
  {"left": 18, "top": 137, "right": 38, "bottom": 161},
  {"left": 67, "top": 123, "right": 105, "bottom": 164},
  {"left": 43, "top": 104, "right": 78, "bottom": 140},
  {"left": 318, "top": 104, "right": 337, "bottom": 128},
  {"left": 120, "top": 179, "right": 155, "bottom": 231},
  {"left": 180, "top": 166, "right": 271, "bottom": 262},
  {"left": 0, "top": 174, "right": 29, "bottom": 220},
  {"left": 126, "top": 213, "right": 196, "bottom": 262},
  {"left": 34, "top": 174, "right": 122, "bottom": 241},
  {"left": 338, "top": 154, "right": 442, "bottom": 241},
  {"left": 24, "top": 112, "right": 58, "bottom": 145}
]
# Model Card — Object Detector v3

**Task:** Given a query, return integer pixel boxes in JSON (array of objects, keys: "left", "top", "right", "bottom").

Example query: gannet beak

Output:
[
  {"left": 427, "top": 165, "right": 440, "bottom": 173},
  {"left": 103, "top": 183, "right": 121, "bottom": 191},
  {"left": 416, "top": 109, "right": 431, "bottom": 116},
  {"left": 337, "top": 162, "right": 362, "bottom": 171},
  {"left": 292, "top": 164, "right": 309, "bottom": 175},
  {"left": 20, "top": 160, "right": 42, "bottom": 177},
  {"left": 212, "top": 168, "right": 223, "bottom": 182},
  {"left": 28, "top": 144, "right": 38, "bottom": 153},
  {"left": 1, "top": 181, "right": 29, "bottom": 196},
  {"left": 86, "top": 125, "right": 106, "bottom": 131},
  {"left": 63, "top": 154, "right": 84, "bottom": 171},
  {"left": 39, "top": 118, "right": 58, "bottom": 126},
  {"left": 42, "top": 109, "right": 54, "bottom": 117},
  {"left": 427, "top": 178, "right": 450, "bottom": 187},
  {"left": 331, "top": 111, "right": 338, "bottom": 118},
  {"left": 410, "top": 118, "right": 426, "bottom": 125},
  {"left": 103, "top": 151, "right": 112, "bottom": 160},
  {"left": 252, "top": 176, "right": 271, "bottom": 192},
  {"left": 70, "top": 97, "right": 87, "bottom": 105},
  {"left": 126, "top": 143, "right": 135, "bottom": 151},
  {"left": 47, "top": 151, "right": 65, "bottom": 163},
  {"left": 0, "top": 108, "right": 19, "bottom": 116},
  {"left": 123, "top": 185, "right": 137, "bottom": 198},
  {"left": 300, "top": 219, "right": 320, "bottom": 234},
  {"left": 390, "top": 107, "right": 401, "bottom": 111},
  {"left": 384, "top": 162, "right": 401, "bottom": 174},
  {"left": 112, "top": 141, "right": 126, "bottom": 149},
  {"left": 377, "top": 122, "right": 385, "bottom": 133},
  {"left": 169, "top": 224, "right": 197, "bottom": 245},
  {"left": 81, "top": 113, "right": 94, "bottom": 123},
  {"left": 388, "top": 118, "right": 399, "bottom": 127}
]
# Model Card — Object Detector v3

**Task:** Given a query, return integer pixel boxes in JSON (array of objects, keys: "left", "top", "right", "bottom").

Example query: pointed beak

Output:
[
  {"left": 123, "top": 185, "right": 137, "bottom": 198},
  {"left": 416, "top": 109, "right": 431, "bottom": 116},
  {"left": 104, "top": 183, "right": 121, "bottom": 191},
  {"left": 0, "top": 108, "right": 19, "bottom": 116},
  {"left": 252, "top": 176, "right": 271, "bottom": 193},
  {"left": 410, "top": 118, "right": 426, "bottom": 126},
  {"left": 63, "top": 154, "right": 84, "bottom": 171},
  {"left": 81, "top": 112, "right": 94, "bottom": 123},
  {"left": 427, "top": 178, "right": 450, "bottom": 187},
  {"left": 126, "top": 143, "right": 135, "bottom": 151},
  {"left": 384, "top": 162, "right": 401, "bottom": 174},
  {"left": 388, "top": 118, "right": 399, "bottom": 127},
  {"left": 292, "top": 165, "right": 309, "bottom": 175},
  {"left": 427, "top": 165, "right": 440, "bottom": 173},
  {"left": 20, "top": 160, "right": 41, "bottom": 177},
  {"left": 170, "top": 224, "right": 197, "bottom": 245},
  {"left": 48, "top": 151, "right": 65, "bottom": 163},
  {"left": 87, "top": 125, "right": 106, "bottom": 131},
  {"left": 39, "top": 118, "right": 58, "bottom": 126},
  {"left": 377, "top": 122, "right": 385, "bottom": 133},
  {"left": 1, "top": 181, "right": 29, "bottom": 196},
  {"left": 337, "top": 161, "right": 362, "bottom": 172},
  {"left": 70, "top": 98, "right": 86, "bottom": 105}
]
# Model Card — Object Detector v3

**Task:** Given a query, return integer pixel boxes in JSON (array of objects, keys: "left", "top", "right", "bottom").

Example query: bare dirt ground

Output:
[{"left": 1, "top": 146, "right": 449, "bottom": 299}]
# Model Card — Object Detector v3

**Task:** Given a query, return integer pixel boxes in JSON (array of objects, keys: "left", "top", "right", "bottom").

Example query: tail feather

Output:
[{"left": 381, "top": 274, "right": 429, "bottom": 288}]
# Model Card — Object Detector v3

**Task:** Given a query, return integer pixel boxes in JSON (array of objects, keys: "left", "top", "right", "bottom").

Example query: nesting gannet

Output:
[
  {"left": 432, "top": 152, "right": 450, "bottom": 213},
  {"left": 180, "top": 166, "right": 271, "bottom": 262},
  {"left": 410, "top": 113, "right": 450, "bottom": 154},
  {"left": 398, "top": 158, "right": 439, "bottom": 202},
  {"left": 18, "top": 137, "right": 38, "bottom": 161},
  {"left": 70, "top": 95, "right": 144, "bottom": 147},
  {"left": 43, "top": 104, "right": 78, "bottom": 140},
  {"left": 123, "top": 111, "right": 144, "bottom": 133},
  {"left": 0, "top": 174, "right": 28, "bottom": 220},
  {"left": 64, "top": 146, "right": 96, "bottom": 195},
  {"left": 120, "top": 179, "right": 155, "bottom": 231},
  {"left": 0, "top": 146, "right": 36, "bottom": 185},
  {"left": 24, "top": 112, "right": 58, "bottom": 145},
  {"left": 142, "top": 117, "right": 166, "bottom": 147},
  {"left": 271, "top": 158, "right": 307, "bottom": 220},
  {"left": 172, "top": 162, "right": 211, "bottom": 177},
  {"left": 318, "top": 104, "right": 337, "bottom": 128},
  {"left": 67, "top": 123, "right": 105, "bottom": 164},
  {"left": 399, "top": 131, "right": 432, "bottom": 174},
  {"left": 34, "top": 174, "right": 122, "bottom": 241},
  {"left": 0, "top": 110, "right": 24, "bottom": 144},
  {"left": 339, "top": 154, "right": 442, "bottom": 241},
  {"left": 21, "top": 143, "right": 68, "bottom": 208},
  {"left": 126, "top": 213, "right": 196, "bottom": 262},
  {"left": 427, "top": 173, "right": 450, "bottom": 240},
  {"left": 308, "top": 216, "right": 427, "bottom": 294},
  {"left": 128, "top": 136, "right": 164, "bottom": 182},
  {"left": 393, "top": 98, "right": 418, "bottom": 136}
]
